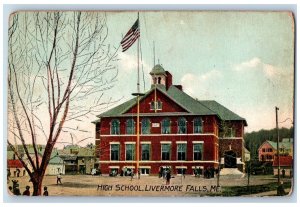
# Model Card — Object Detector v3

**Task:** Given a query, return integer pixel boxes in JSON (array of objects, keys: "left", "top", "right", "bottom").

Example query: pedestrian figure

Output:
[
  {"left": 130, "top": 169, "right": 134, "bottom": 181},
  {"left": 181, "top": 170, "right": 185, "bottom": 179},
  {"left": 16, "top": 168, "right": 20, "bottom": 177},
  {"left": 166, "top": 170, "right": 171, "bottom": 185},
  {"left": 215, "top": 168, "right": 219, "bottom": 176},
  {"left": 277, "top": 181, "right": 286, "bottom": 196},
  {"left": 282, "top": 169, "right": 286, "bottom": 178},
  {"left": 7, "top": 169, "right": 11, "bottom": 178},
  {"left": 13, "top": 186, "right": 21, "bottom": 196},
  {"left": 22, "top": 186, "right": 30, "bottom": 196},
  {"left": 138, "top": 169, "right": 141, "bottom": 179},
  {"left": 159, "top": 167, "right": 163, "bottom": 178},
  {"left": 8, "top": 186, "right": 14, "bottom": 195},
  {"left": 124, "top": 167, "right": 127, "bottom": 176},
  {"left": 56, "top": 173, "right": 62, "bottom": 185},
  {"left": 43, "top": 186, "right": 49, "bottom": 196},
  {"left": 210, "top": 167, "right": 215, "bottom": 178}
]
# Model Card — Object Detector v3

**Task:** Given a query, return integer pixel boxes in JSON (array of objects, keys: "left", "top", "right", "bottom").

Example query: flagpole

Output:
[
  {"left": 136, "top": 12, "right": 140, "bottom": 178},
  {"left": 153, "top": 41, "right": 157, "bottom": 113}
]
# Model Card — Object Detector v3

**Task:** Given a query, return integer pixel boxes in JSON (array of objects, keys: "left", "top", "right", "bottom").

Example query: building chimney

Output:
[
  {"left": 165, "top": 71, "right": 173, "bottom": 90},
  {"left": 174, "top": 85, "right": 183, "bottom": 91}
]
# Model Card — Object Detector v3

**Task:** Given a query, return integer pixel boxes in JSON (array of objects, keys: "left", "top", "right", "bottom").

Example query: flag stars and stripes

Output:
[{"left": 121, "top": 19, "right": 140, "bottom": 52}]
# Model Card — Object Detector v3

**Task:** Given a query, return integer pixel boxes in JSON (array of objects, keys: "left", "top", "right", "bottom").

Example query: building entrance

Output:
[{"left": 224, "top": 150, "right": 237, "bottom": 168}]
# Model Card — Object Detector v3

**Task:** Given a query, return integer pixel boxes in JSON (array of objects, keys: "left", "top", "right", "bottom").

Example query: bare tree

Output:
[{"left": 8, "top": 11, "right": 119, "bottom": 195}]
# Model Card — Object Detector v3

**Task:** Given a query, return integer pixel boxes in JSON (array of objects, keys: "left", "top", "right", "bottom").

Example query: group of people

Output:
[
  {"left": 111, "top": 168, "right": 141, "bottom": 180},
  {"left": 204, "top": 167, "right": 219, "bottom": 179},
  {"left": 159, "top": 167, "right": 172, "bottom": 185},
  {"left": 8, "top": 180, "right": 49, "bottom": 196}
]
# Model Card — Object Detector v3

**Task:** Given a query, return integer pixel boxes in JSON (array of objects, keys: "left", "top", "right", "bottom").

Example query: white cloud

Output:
[
  {"left": 118, "top": 52, "right": 151, "bottom": 74},
  {"left": 233, "top": 57, "right": 279, "bottom": 77},
  {"left": 180, "top": 69, "right": 222, "bottom": 97}
]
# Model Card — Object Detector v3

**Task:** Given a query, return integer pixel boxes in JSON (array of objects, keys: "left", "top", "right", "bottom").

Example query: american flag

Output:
[{"left": 121, "top": 19, "right": 140, "bottom": 52}]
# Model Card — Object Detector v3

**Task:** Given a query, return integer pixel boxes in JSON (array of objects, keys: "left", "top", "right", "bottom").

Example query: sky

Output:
[
  {"left": 106, "top": 11, "right": 294, "bottom": 133},
  {"left": 8, "top": 11, "right": 294, "bottom": 148}
]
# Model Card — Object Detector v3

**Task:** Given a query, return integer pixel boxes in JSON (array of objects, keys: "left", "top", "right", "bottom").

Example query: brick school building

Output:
[{"left": 93, "top": 64, "right": 247, "bottom": 175}]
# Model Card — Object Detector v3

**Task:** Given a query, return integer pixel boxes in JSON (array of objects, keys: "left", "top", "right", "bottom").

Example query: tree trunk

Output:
[{"left": 32, "top": 176, "right": 43, "bottom": 196}]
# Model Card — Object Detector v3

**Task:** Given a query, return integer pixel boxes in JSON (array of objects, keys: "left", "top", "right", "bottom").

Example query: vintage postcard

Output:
[{"left": 6, "top": 11, "right": 294, "bottom": 197}]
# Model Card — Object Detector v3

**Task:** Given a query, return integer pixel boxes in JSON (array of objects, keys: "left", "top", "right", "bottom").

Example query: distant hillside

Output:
[{"left": 244, "top": 127, "right": 294, "bottom": 159}]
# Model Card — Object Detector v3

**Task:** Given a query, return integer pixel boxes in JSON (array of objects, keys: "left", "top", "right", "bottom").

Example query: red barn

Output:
[{"left": 93, "top": 65, "right": 247, "bottom": 175}]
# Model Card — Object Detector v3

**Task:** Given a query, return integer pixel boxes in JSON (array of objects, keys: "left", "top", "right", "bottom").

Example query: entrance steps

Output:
[{"left": 219, "top": 168, "right": 245, "bottom": 178}]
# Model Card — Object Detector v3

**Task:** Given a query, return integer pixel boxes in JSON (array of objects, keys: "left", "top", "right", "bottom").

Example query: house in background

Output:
[
  {"left": 244, "top": 147, "right": 251, "bottom": 162},
  {"left": 258, "top": 138, "right": 293, "bottom": 162},
  {"left": 59, "top": 145, "right": 96, "bottom": 174},
  {"left": 44, "top": 149, "right": 65, "bottom": 175},
  {"left": 7, "top": 160, "right": 27, "bottom": 177},
  {"left": 93, "top": 64, "right": 247, "bottom": 175},
  {"left": 273, "top": 155, "right": 293, "bottom": 177},
  {"left": 7, "top": 145, "right": 65, "bottom": 176}
]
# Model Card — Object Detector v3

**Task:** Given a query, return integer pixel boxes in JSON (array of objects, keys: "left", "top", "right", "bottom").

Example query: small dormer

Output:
[{"left": 150, "top": 64, "right": 173, "bottom": 89}]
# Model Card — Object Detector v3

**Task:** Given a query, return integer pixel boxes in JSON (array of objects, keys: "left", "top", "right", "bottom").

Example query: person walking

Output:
[
  {"left": 282, "top": 169, "right": 286, "bottom": 178},
  {"left": 166, "top": 170, "right": 171, "bottom": 185},
  {"left": 56, "top": 173, "right": 62, "bottom": 185},
  {"left": 43, "top": 186, "right": 49, "bottom": 196},
  {"left": 8, "top": 186, "right": 14, "bottom": 195},
  {"left": 22, "top": 186, "right": 30, "bottom": 196}
]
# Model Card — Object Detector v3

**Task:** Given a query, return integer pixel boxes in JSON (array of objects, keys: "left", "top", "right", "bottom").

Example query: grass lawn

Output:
[{"left": 220, "top": 181, "right": 292, "bottom": 196}]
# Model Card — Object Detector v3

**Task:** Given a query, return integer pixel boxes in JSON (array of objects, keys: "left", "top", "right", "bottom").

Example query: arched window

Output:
[
  {"left": 178, "top": 117, "right": 187, "bottom": 134},
  {"left": 161, "top": 118, "right": 171, "bottom": 134},
  {"left": 111, "top": 119, "right": 120, "bottom": 135},
  {"left": 126, "top": 119, "right": 135, "bottom": 134},
  {"left": 141, "top": 118, "right": 150, "bottom": 134},
  {"left": 158, "top": 77, "right": 161, "bottom": 84},
  {"left": 193, "top": 118, "right": 203, "bottom": 133}
]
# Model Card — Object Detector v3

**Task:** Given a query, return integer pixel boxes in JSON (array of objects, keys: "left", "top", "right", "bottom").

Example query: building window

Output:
[
  {"left": 177, "top": 143, "right": 187, "bottom": 160},
  {"left": 158, "top": 77, "right": 162, "bottom": 84},
  {"left": 140, "top": 168, "right": 150, "bottom": 175},
  {"left": 262, "top": 148, "right": 266, "bottom": 152},
  {"left": 126, "top": 144, "right": 135, "bottom": 161},
  {"left": 178, "top": 117, "right": 187, "bottom": 134},
  {"left": 161, "top": 144, "right": 171, "bottom": 160},
  {"left": 193, "top": 118, "right": 203, "bottom": 133},
  {"left": 141, "top": 118, "right": 150, "bottom": 134},
  {"left": 110, "top": 144, "right": 120, "bottom": 161},
  {"left": 126, "top": 119, "right": 135, "bottom": 134},
  {"left": 162, "top": 118, "right": 171, "bottom": 134},
  {"left": 150, "top": 101, "right": 162, "bottom": 110},
  {"left": 193, "top": 143, "right": 203, "bottom": 160},
  {"left": 141, "top": 144, "right": 150, "bottom": 160},
  {"left": 111, "top": 119, "right": 120, "bottom": 135}
]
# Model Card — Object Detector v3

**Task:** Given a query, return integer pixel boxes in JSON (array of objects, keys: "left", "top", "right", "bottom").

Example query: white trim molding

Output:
[
  {"left": 175, "top": 166, "right": 187, "bottom": 169},
  {"left": 125, "top": 141, "right": 136, "bottom": 144},
  {"left": 140, "top": 141, "right": 151, "bottom": 144},
  {"left": 160, "top": 141, "right": 172, "bottom": 144},
  {"left": 108, "top": 166, "right": 120, "bottom": 169},
  {"left": 123, "top": 166, "right": 135, "bottom": 169},
  {"left": 139, "top": 166, "right": 151, "bottom": 169},
  {"left": 109, "top": 142, "right": 120, "bottom": 144},
  {"left": 101, "top": 133, "right": 218, "bottom": 138},
  {"left": 192, "top": 141, "right": 204, "bottom": 144},
  {"left": 176, "top": 141, "right": 187, "bottom": 144}
]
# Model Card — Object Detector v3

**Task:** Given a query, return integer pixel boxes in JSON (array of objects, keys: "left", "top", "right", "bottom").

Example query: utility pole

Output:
[{"left": 275, "top": 106, "right": 280, "bottom": 185}]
